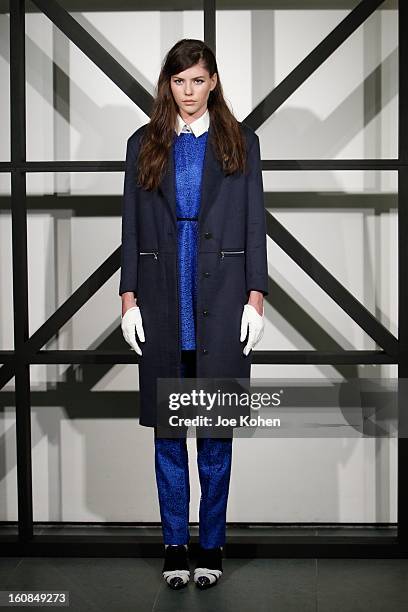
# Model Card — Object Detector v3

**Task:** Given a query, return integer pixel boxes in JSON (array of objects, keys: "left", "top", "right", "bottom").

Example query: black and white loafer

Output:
[
  {"left": 194, "top": 546, "right": 223, "bottom": 589},
  {"left": 162, "top": 544, "right": 190, "bottom": 589}
]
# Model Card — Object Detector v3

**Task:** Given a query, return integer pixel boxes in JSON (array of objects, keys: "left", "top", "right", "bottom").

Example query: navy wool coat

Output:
[{"left": 119, "top": 121, "right": 269, "bottom": 427}]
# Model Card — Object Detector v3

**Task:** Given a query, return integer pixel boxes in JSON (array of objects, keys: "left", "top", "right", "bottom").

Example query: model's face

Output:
[{"left": 170, "top": 61, "right": 217, "bottom": 122}]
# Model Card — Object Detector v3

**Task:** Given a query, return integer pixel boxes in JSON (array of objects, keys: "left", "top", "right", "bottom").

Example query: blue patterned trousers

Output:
[{"left": 153, "top": 350, "right": 233, "bottom": 549}]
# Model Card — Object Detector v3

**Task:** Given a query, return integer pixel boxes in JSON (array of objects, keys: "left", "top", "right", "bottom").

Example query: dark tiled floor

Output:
[
  {"left": 1, "top": 525, "right": 407, "bottom": 611},
  {"left": 1, "top": 556, "right": 408, "bottom": 611}
]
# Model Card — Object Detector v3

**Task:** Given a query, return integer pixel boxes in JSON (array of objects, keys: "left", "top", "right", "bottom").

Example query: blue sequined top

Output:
[{"left": 173, "top": 130, "right": 208, "bottom": 350}]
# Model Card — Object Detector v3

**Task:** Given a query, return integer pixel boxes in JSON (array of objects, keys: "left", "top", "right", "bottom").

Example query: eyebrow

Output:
[{"left": 172, "top": 75, "right": 206, "bottom": 79}]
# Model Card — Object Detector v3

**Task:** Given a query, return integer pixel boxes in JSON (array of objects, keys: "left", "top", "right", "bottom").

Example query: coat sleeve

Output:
[
  {"left": 119, "top": 135, "right": 140, "bottom": 296},
  {"left": 245, "top": 133, "right": 269, "bottom": 297}
]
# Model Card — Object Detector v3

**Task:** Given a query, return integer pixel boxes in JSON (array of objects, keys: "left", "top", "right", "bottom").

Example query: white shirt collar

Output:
[{"left": 175, "top": 108, "right": 210, "bottom": 137}]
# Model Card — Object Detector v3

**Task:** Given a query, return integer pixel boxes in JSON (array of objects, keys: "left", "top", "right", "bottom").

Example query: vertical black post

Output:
[
  {"left": 204, "top": 0, "right": 216, "bottom": 55},
  {"left": 398, "top": 0, "right": 408, "bottom": 548},
  {"left": 10, "top": 0, "right": 34, "bottom": 541}
]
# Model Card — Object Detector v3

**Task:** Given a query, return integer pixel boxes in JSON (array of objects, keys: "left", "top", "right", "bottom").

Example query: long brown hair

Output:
[{"left": 136, "top": 38, "right": 247, "bottom": 191}]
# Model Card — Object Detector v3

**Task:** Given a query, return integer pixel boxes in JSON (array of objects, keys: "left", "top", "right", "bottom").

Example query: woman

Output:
[{"left": 119, "top": 39, "right": 268, "bottom": 590}]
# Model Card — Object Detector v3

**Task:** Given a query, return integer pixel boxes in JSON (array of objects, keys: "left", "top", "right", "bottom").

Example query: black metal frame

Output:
[{"left": 1, "top": 0, "right": 406, "bottom": 557}]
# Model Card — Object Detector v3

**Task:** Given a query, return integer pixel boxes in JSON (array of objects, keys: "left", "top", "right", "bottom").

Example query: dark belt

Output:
[{"left": 177, "top": 216, "right": 198, "bottom": 221}]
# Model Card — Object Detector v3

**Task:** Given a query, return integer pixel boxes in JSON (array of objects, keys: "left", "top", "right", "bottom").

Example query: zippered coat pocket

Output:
[{"left": 220, "top": 249, "right": 245, "bottom": 259}]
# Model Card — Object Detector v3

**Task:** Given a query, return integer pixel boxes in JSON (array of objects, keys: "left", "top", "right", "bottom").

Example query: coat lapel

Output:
[{"left": 158, "top": 121, "right": 225, "bottom": 231}]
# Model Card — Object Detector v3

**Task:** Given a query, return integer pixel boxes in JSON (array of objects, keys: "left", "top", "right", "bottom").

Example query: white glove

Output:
[
  {"left": 121, "top": 306, "right": 145, "bottom": 355},
  {"left": 240, "top": 304, "right": 264, "bottom": 356}
]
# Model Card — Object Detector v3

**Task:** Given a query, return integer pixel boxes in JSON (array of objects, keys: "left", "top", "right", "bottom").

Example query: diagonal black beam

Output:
[
  {"left": 31, "top": 0, "right": 153, "bottom": 114},
  {"left": 244, "top": 0, "right": 386, "bottom": 130},
  {"left": 265, "top": 210, "right": 398, "bottom": 356},
  {"left": 0, "top": 247, "right": 125, "bottom": 390}
]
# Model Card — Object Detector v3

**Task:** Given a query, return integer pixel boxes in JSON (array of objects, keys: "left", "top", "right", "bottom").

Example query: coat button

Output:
[
  {"left": 202, "top": 309, "right": 209, "bottom": 316},
  {"left": 202, "top": 348, "right": 208, "bottom": 354},
  {"left": 204, "top": 232, "right": 212, "bottom": 239},
  {"left": 203, "top": 271, "right": 210, "bottom": 277}
]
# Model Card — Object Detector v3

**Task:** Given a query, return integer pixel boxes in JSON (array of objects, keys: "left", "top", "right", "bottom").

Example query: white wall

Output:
[{"left": 0, "top": 3, "right": 399, "bottom": 524}]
